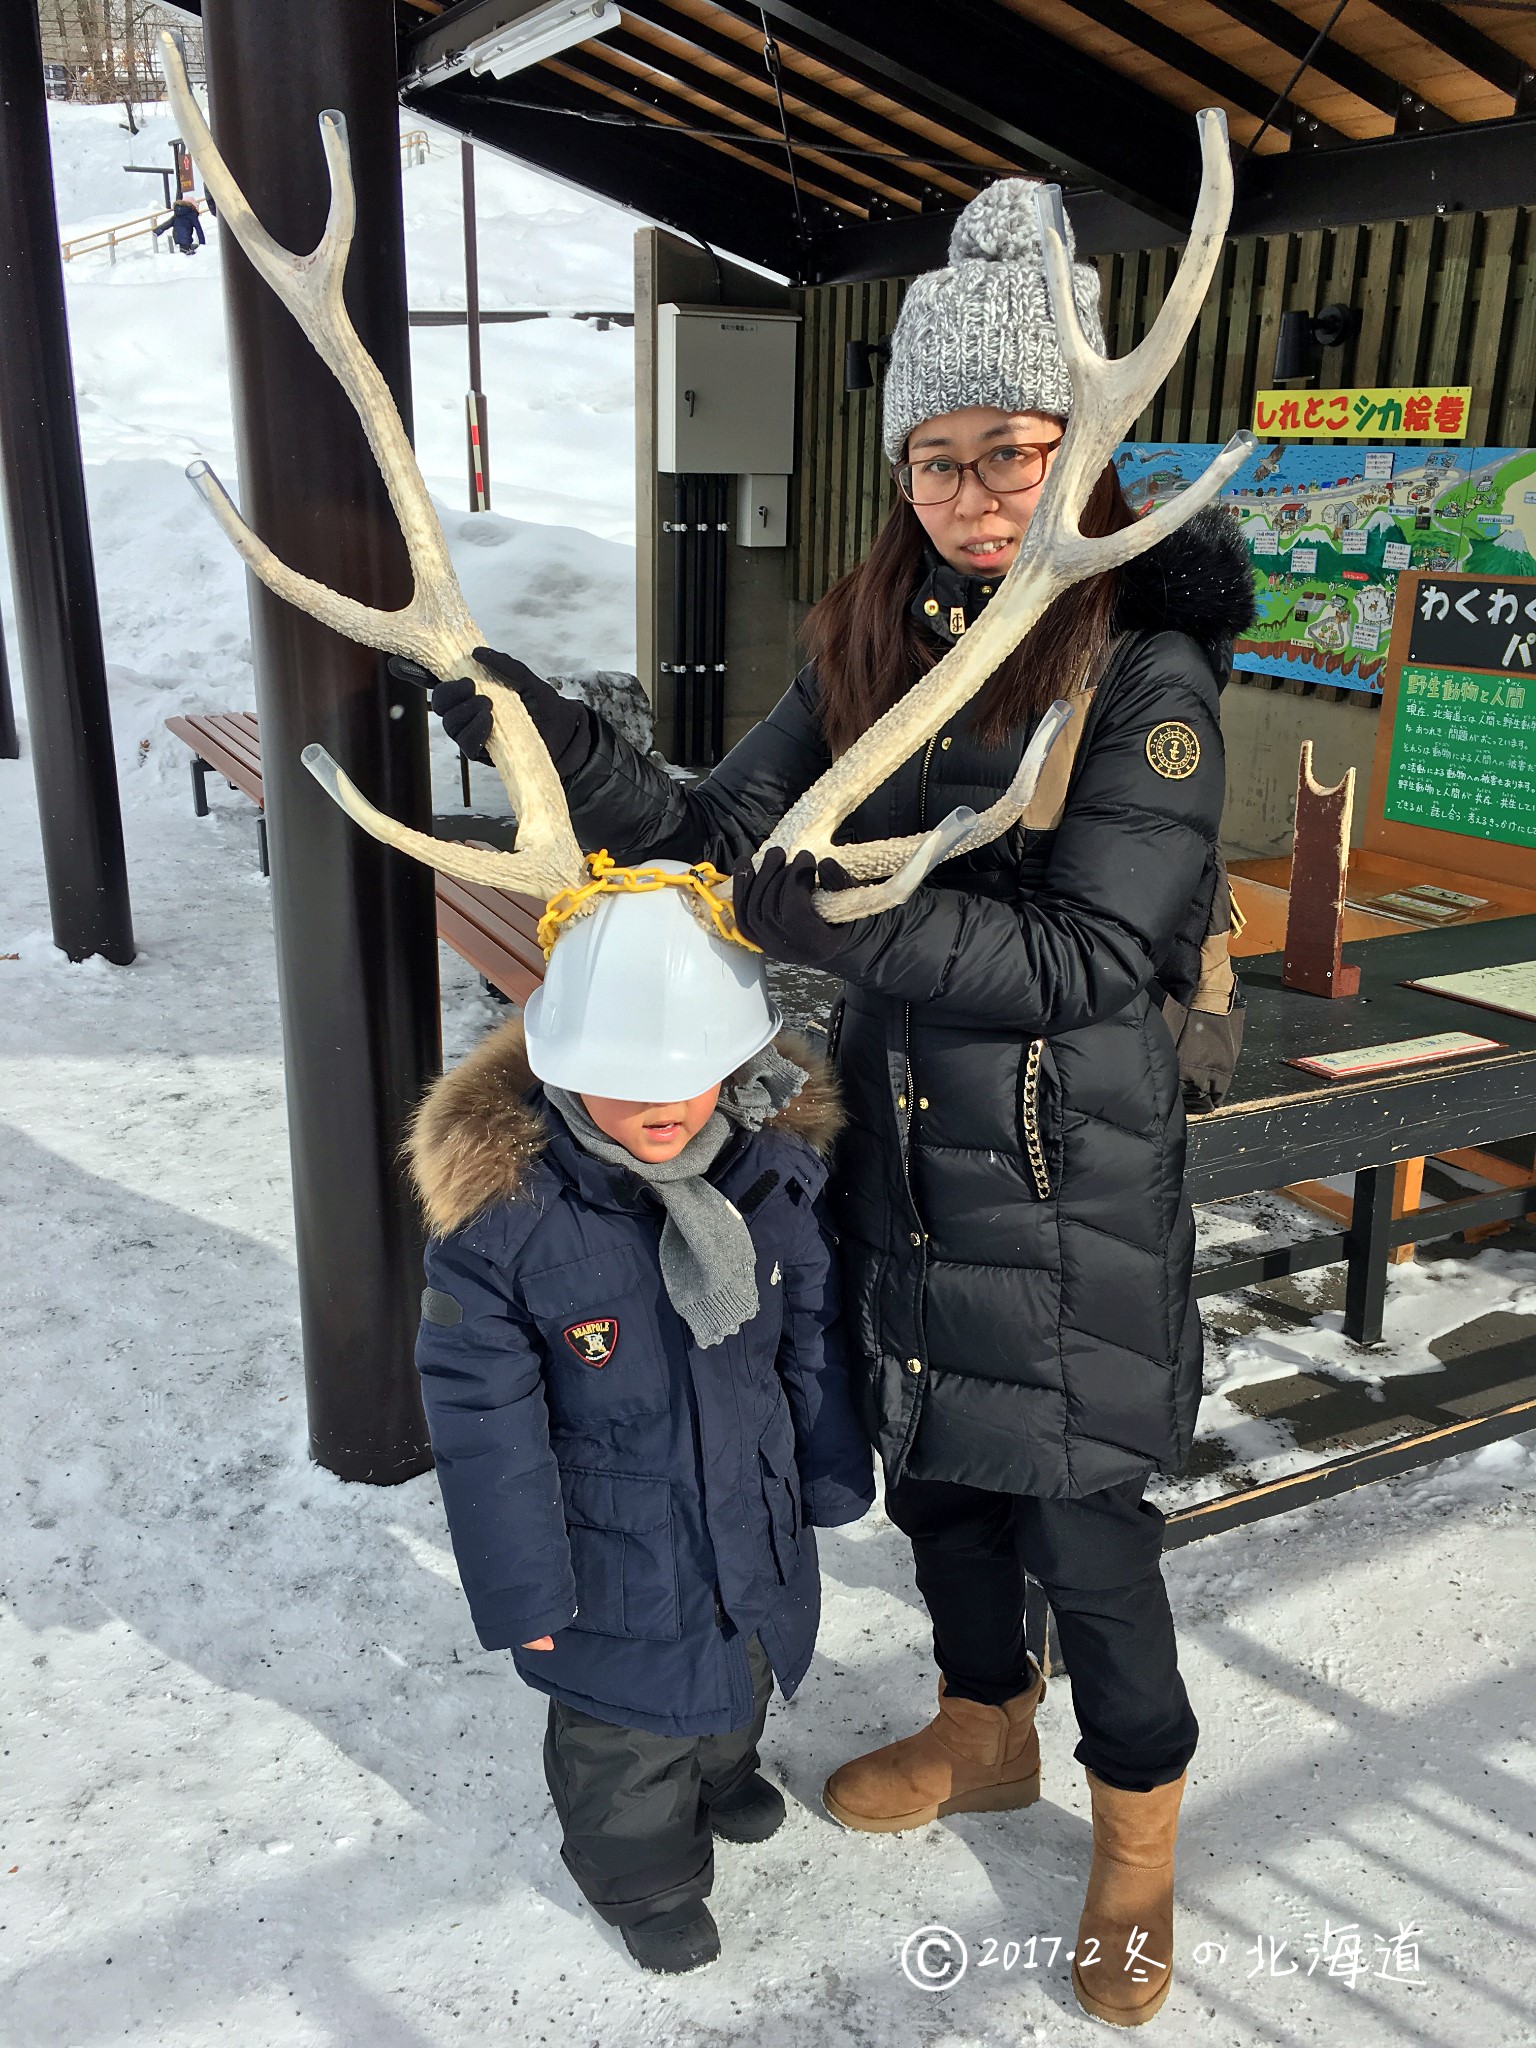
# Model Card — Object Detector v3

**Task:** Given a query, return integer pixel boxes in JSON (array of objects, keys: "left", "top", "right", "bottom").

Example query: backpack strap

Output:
[
  {"left": 1188, "top": 849, "right": 1239, "bottom": 1016},
  {"left": 1018, "top": 631, "right": 1132, "bottom": 832}
]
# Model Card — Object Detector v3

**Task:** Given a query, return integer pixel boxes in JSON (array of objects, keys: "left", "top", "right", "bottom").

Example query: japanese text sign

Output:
[
  {"left": 1384, "top": 666, "right": 1536, "bottom": 847},
  {"left": 1407, "top": 574, "right": 1536, "bottom": 672},
  {"left": 1253, "top": 387, "right": 1472, "bottom": 441}
]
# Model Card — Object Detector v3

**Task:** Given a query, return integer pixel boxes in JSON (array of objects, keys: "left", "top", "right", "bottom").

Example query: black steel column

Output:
[
  {"left": 203, "top": 0, "right": 438, "bottom": 1483},
  {"left": 0, "top": 620, "right": 17, "bottom": 760},
  {"left": 1343, "top": 1164, "right": 1395, "bottom": 1346},
  {"left": 0, "top": 0, "right": 133, "bottom": 959}
]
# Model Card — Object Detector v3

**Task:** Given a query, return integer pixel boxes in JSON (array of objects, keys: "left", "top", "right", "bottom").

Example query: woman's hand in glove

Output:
[
  {"left": 1170, "top": 992, "right": 1246, "bottom": 1114},
  {"left": 388, "top": 647, "right": 593, "bottom": 773},
  {"left": 731, "top": 846, "right": 869, "bottom": 967}
]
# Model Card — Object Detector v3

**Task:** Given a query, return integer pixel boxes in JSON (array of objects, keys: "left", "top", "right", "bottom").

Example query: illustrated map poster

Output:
[{"left": 1115, "top": 441, "right": 1536, "bottom": 694}]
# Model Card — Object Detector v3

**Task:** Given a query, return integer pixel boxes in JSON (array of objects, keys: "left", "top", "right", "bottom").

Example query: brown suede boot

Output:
[
  {"left": 1071, "top": 1770, "right": 1186, "bottom": 2027},
  {"left": 822, "top": 1672, "right": 1044, "bottom": 1833}
]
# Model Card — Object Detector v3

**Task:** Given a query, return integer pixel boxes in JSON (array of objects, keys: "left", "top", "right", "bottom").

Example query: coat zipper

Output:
[
  {"left": 892, "top": 733, "right": 937, "bottom": 1443},
  {"left": 918, "top": 732, "right": 937, "bottom": 832},
  {"left": 1021, "top": 1037, "right": 1053, "bottom": 1199},
  {"left": 901, "top": 733, "right": 938, "bottom": 1152}
]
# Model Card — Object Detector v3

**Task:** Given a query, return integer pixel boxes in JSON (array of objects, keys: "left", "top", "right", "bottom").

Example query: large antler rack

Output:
[
  {"left": 157, "top": 33, "right": 586, "bottom": 904},
  {"left": 766, "top": 108, "right": 1255, "bottom": 924}
]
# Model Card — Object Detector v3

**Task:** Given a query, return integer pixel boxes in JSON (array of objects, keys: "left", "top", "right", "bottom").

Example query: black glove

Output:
[
  {"left": 389, "top": 647, "right": 593, "bottom": 772},
  {"left": 731, "top": 846, "right": 868, "bottom": 968},
  {"left": 1162, "top": 989, "right": 1246, "bottom": 1114}
]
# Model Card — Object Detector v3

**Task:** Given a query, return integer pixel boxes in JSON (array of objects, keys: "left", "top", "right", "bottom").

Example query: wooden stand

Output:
[{"left": 1282, "top": 743, "right": 1360, "bottom": 998}]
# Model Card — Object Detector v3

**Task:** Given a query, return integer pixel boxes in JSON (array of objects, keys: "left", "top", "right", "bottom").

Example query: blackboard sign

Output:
[
  {"left": 1406, "top": 574, "right": 1536, "bottom": 672},
  {"left": 1383, "top": 666, "right": 1536, "bottom": 847}
]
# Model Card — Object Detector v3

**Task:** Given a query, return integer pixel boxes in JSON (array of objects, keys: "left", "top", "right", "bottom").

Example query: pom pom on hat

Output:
[
  {"left": 948, "top": 178, "right": 1069, "bottom": 266},
  {"left": 880, "top": 180, "right": 1104, "bottom": 462}
]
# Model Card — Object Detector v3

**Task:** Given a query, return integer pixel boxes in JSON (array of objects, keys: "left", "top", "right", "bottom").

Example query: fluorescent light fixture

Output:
[{"left": 468, "top": 0, "right": 621, "bottom": 80}]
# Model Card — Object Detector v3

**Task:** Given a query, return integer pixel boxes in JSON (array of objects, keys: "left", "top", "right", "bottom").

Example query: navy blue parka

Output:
[{"left": 407, "top": 1021, "right": 874, "bottom": 1738}]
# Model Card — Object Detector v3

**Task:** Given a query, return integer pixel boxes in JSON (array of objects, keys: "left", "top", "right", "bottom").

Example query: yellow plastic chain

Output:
[{"left": 536, "top": 849, "right": 762, "bottom": 960}]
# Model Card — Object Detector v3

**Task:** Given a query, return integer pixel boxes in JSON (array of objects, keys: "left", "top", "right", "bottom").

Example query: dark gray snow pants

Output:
[{"left": 542, "top": 1635, "right": 774, "bottom": 1926}]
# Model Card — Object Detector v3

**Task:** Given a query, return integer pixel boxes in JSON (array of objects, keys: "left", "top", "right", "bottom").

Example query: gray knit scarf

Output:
[{"left": 545, "top": 1044, "right": 808, "bottom": 1350}]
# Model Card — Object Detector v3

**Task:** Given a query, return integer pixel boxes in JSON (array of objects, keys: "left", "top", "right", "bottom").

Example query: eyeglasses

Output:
[{"left": 894, "top": 437, "right": 1064, "bottom": 507}]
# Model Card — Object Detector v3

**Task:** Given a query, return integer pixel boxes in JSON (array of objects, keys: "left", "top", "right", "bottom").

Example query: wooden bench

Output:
[
  {"left": 435, "top": 874, "right": 545, "bottom": 1003},
  {"left": 166, "top": 712, "right": 546, "bottom": 1002},
  {"left": 166, "top": 712, "right": 269, "bottom": 874}
]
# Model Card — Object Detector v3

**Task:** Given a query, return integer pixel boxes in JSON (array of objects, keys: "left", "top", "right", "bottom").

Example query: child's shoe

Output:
[
  {"left": 621, "top": 1902, "right": 721, "bottom": 1974},
  {"left": 710, "top": 1772, "right": 787, "bottom": 1843}
]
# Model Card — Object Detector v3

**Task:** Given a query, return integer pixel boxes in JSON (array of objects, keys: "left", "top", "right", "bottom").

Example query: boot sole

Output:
[
  {"left": 823, "top": 1770, "right": 1040, "bottom": 1834},
  {"left": 1071, "top": 1961, "right": 1172, "bottom": 2027},
  {"left": 712, "top": 1807, "right": 787, "bottom": 1845}
]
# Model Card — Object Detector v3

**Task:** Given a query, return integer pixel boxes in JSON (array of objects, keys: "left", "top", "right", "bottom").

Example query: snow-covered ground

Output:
[{"left": 2, "top": 104, "right": 1534, "bottom": 2048}]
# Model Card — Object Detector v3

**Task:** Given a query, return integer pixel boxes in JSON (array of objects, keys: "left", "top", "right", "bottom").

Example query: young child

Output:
[{"left": 406, "top": 863, "right": 874, "bottom": 1974}]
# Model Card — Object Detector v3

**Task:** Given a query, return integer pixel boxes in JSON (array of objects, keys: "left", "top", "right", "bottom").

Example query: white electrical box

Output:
[
  {"left": 657, "top": 304, "right": 799, "bottom": 474},
  {"left": 737, "top": 473, "right": 789, "bottom": 548}
]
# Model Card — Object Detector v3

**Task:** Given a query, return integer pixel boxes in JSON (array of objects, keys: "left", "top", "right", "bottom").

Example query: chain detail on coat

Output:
[{"left": 1020, "top": 1039, "right": 1052, "bottom": 1200}]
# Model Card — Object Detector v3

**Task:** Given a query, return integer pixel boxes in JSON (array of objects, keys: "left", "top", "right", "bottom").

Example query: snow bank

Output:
[{"left": 49, "top": 102, "right": 640, "bottom": 547}]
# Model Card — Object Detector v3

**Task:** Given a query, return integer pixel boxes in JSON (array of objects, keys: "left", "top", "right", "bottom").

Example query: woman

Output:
[{"left": 427, "top": 180, "right": 1252, "bottom": 2027}]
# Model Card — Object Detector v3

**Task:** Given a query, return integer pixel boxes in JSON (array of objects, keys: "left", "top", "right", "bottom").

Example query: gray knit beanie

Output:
[{"left": 880, "top": 179, "right": 1106, "bottom": 462}]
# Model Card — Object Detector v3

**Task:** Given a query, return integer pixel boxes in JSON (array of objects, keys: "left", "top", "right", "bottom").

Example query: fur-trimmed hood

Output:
[
  {"left": 407, "top": 1018, "right": 844, "bottom": 1239},
  {"left": 1112, "top": 504, "right": 1256, "bottom": 680}
]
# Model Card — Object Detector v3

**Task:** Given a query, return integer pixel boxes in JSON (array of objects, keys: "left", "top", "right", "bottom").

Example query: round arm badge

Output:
[{"left": 1146, "top": 721, "right": 1201, "bottom": 780}]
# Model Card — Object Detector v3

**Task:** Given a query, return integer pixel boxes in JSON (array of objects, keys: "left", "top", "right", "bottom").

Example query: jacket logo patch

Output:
[
  {"left": 420, "top": 1285, "right": 463, "bottom": 1328},
  {"left": 564, "top": 1317, "right": 619, "bottom": 1367},
  {"left": 949, "top": 605, "right": 968, "bottom": 637},
  {"left": 1146, "top": 721, "right": 1201, "bottom": 780}
]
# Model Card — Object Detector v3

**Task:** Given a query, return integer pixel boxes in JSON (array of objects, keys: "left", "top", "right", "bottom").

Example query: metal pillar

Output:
[
  {"left": 0, "top": 0, "right": 134, "bottom": 961},
  {"left": 461, "top": 140, "right": 489, "bottom": 510},
  {"left": 202, "top": 0, "right": 438, "bottom": 1484},
  {"left": 1343, "top": 1165, "right": 1395, "bottom": 1347},
  {"left": 0, "top": 620, "right": 17, "bottom": 760}
]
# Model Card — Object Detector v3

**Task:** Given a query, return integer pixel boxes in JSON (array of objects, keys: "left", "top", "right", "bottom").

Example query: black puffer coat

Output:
[{"left": 560, "top": 510, "right": 1255, "bottom": 1498}]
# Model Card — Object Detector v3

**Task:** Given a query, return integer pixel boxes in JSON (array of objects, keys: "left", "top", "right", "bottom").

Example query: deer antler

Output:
[
  {"left": 769, "top": 108, "right": 1255, "bottom": 924},
  {"left": 157, "top": 34, "right": 586, "bottom": 902}
]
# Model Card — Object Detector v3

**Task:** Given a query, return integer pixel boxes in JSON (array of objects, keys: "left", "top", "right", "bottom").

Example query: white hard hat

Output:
[{"left": 523, "top": 860, "right": 781, "bottom": 1100}]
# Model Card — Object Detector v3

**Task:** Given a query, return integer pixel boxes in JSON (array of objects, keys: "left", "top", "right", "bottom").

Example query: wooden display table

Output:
[
  {"left": 1175, "top": 917, "right": 1536, "bottom": 1538},
  {"left": 1188, "top": 917, "right": 1536, "bottom": 1333},
  {"left": 1230, "top": 852, "right": 1536, "bottom": 939}
]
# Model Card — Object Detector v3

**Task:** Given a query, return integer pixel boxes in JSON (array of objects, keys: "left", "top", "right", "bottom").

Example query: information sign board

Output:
[
  {"left": 1383, "top": 666, "right": 1536, "bottom": 846},
  {"left": 1252, "top": 386, "right": 1472, "bottom": 441}
]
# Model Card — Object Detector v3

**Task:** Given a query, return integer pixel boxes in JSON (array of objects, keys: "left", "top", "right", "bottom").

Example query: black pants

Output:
[
  {"left": 885, "top": 1474, "right": 1198, "bottom": 1793},
  {"left": 542, "top": 1636, "right": 774, "bottom": 1926}
]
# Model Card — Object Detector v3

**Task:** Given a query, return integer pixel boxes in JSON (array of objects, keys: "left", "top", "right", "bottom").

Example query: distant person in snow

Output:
[{"left": 153, "top": 196, "right": 205, "bottom": 255}]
